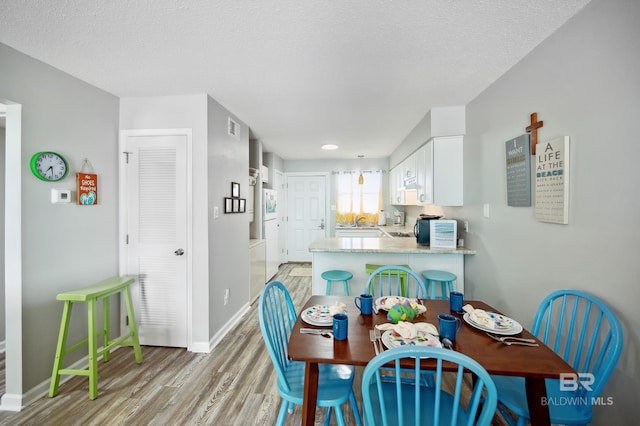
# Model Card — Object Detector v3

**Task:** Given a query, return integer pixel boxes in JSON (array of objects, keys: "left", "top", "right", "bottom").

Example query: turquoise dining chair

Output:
[
  {"left": 492, "top": 289, "right": 623, "bottom": 426},
  {"left": 365, "top": 265, "right": 428, "bottom": 298},
  {"left": 362, "top": 346, "right": 498, "bottom": 426},
  {"left": 258, "top": 281, "right": 362, "bottom": 426}
]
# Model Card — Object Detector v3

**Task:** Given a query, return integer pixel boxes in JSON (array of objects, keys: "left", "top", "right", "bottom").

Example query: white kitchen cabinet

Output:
[
  {"left": 390, "top": 155, "right": 417, "bottom": 205},
  {"left": 416, "top": 136, "right": 463, "bottom": 206},
  {"left": 389, "top": 165, "right": 403, "bottom": 205},
  {"left": 264, "top": 219, "right": 280, "bottom": 280},
  {"left": 249, "top": 240, "right": 266, "bottom": 303}
]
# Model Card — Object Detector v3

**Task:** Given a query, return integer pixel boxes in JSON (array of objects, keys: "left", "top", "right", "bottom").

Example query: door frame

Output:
[
  {"left": 284, "top": 172, "right": 330, "bottom": 263},
  {"left": 118, "top": 128, "right": 194, "bottom": 350},
  {"left": 1, "top": 101, "right": 23, "bottom": 411}
]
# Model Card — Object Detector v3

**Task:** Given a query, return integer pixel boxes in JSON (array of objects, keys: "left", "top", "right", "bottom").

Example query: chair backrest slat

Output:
[
  {"left": 258, "top": 281, "right": 297, "bottom": 393},
  {"left": 362, "top": 346, "right": 498, "bottom": 426},
  {"left": 365, "top": 265, "right": 427, "bottom": 298},
  {"left": 531, "top": 289, "right": 623, "bottom": 400}
]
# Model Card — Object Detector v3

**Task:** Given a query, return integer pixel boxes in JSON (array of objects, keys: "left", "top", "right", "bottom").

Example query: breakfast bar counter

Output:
[{"left": 309, "top": 237, "right": 475, "bottom": 295}]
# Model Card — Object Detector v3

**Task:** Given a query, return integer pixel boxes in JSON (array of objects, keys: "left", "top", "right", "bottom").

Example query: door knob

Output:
[{"left": 174, "top": 248, "right": 185, "bottom": 256}]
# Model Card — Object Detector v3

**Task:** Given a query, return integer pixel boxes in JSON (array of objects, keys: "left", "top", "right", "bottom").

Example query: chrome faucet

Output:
[{"left": 354, "top": 216, "right": 366, "bottom": 227}]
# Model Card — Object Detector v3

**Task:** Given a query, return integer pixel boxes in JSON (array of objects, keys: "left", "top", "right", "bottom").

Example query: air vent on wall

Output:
[{"left": 228, "top": 117, "right": 240, "bottom": 139}]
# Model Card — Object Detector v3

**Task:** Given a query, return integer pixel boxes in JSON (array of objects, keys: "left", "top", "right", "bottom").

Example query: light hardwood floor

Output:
[{"left": 0, "top": 263, "right": 514, "bottom": 425}]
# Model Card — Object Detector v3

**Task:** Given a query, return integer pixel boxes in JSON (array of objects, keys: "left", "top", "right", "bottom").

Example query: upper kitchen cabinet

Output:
[
  {"left": 416, "top": 136, "right": 463, "bottom": 206},
  {"left": 389, "top": 154, "right": 416, "bottom": 205}
]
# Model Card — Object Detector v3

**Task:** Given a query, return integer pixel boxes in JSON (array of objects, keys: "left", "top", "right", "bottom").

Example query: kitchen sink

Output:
[
  {"left": 386, "top": 231, "right": 414, "bottom": 238},
  {"left": 335, "top": 229, "right": 386, "bottom": 238}
]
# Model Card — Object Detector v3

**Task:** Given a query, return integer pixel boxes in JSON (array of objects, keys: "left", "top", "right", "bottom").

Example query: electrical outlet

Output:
[{"left": 224, "top": 288, "right": 230, "bottom": 305}]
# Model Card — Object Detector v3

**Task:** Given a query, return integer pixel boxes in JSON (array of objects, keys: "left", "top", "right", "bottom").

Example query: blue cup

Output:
[
  {"left": 333, "top": 313, "right": 348, "bottom": 340},
  {"left": 355, "top": 294, "right": 373, "bottom": 315},
  {"left": 450, "top": 291, "right": 464, "bottom": 313},
  {"left": 438, "top": 313, "right": 462, "bottom": 341}
]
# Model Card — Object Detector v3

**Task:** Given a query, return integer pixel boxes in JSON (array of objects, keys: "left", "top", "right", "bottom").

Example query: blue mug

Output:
[
  {"left": 333, "top": 313, "right": 349, "bottom": 340},
  {"left": 438, "top": 313, "right": 462, "bottom": 341},
  {"left": 450, "top": 291, "right": 464, "bottom": 313},
  {"left": 355, "top": 294, "right": 373, "bottom": 315}
]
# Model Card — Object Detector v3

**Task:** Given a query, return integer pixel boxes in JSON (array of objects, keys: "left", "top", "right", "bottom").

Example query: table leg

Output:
[
  {"left": 525, "top": 377, "right": 551, "bottom": 425},
  {"left": 302, "top": 362, "right": 319, "bottom": 426}
]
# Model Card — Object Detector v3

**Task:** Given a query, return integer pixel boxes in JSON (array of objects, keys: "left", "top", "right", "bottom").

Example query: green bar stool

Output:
[
  {"left": 49, "top": 276, "right": 143, "bottom": 400},
  {"left": 365, "top": 264, "right": 411, "bottom": 297},
  {"left": 421, "top": 270, "right": 457, "bottom": 299},
  {"left": 322, "top": 270, "right": 353, "bottom": 296}
]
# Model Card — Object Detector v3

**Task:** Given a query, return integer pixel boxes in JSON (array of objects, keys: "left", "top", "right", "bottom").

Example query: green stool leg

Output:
[
  {"left": 124, "top": 286, "right": 143, "bottom": 363},
  {"left": 49, "top": 301, "right": 73, "bottom": 397},
  {"left": 88, "top": 298, "right": 99, "bottom": 400},
  {"left": 102, "top": 297, "right": 110, "bottom": 362}
]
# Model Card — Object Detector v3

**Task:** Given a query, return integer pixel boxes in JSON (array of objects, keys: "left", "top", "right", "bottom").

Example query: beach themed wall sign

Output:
[{"left": 535, "top": 136, "right": 570, "bottom": 224}]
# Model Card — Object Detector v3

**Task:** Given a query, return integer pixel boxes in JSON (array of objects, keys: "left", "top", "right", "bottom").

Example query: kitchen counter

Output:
[
  {"left": 310, "top": 237, "right": 475, "bottom": 255},
  {"left": 310, "top": 235, "right": 474, "bottom": 296}
]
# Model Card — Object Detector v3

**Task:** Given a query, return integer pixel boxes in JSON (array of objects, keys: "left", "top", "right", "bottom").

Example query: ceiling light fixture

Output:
[
  {"left": 321, "top": 144, "right": 339, "bottom": 150},
  {"left": 358, "top": 155, "right": 364, "bottom": 185}
]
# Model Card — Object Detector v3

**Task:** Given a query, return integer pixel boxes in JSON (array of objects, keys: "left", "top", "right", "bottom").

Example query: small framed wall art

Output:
[{"left": 231, "top": 182, "right": 240, "bottom": 198}]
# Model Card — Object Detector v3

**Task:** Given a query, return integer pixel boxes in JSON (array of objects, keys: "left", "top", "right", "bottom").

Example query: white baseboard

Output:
[
  {"left": 0, "top": 393, "right": 23, "bottom": 412},
  {"left": 204, "top": 302, "right": 251, "bottom": 353}
]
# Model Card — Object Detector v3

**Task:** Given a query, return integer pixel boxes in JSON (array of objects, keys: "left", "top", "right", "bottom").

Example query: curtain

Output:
[{"left": 335, "top": 170, "right": 383, "bottom": 224}]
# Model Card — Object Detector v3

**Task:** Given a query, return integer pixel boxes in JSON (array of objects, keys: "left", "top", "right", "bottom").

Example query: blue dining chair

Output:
[
  {"left": 362, "top": 346, "right": 498, "bottom": 426},
  {"left": 258, "top": 281, "right": 362, "bottom": 426},
  {"left": 492, "top": 289, "right": 623, "bottom": 426},
  {"left": 365, "top": 265, "right": 428, "bottom": 298}
]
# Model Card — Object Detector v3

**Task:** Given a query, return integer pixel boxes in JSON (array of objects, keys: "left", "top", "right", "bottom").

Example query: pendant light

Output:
[{"left": 358, "top": 155, "right": 364, "bottom": 185}]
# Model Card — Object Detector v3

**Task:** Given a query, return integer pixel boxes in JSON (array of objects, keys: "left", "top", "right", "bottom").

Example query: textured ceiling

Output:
[{"left": 0, "top": 0, "right": 591, "bottom": 159}]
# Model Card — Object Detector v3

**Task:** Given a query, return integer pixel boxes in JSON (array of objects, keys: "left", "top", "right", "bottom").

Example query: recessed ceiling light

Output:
[{"left": 321, "top": 144, "right": 339, "bottom": 150}]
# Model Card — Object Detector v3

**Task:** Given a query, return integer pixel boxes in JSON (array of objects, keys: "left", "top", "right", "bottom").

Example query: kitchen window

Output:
[{"left": 335, "top": 170, "right": 382, "bottom": 224}]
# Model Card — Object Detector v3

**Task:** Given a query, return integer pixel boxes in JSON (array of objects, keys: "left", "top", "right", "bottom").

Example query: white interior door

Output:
[
  {"left": 286, "top": 174, "right": 327, "bottom": 262},
  {"left": 122, "top": 131, "right": 189, "bottom": 347}
]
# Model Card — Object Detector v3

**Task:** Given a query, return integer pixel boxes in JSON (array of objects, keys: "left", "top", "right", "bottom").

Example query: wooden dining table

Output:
[{"left": 288, "top": 295, "right": 575, "bottom": 426}]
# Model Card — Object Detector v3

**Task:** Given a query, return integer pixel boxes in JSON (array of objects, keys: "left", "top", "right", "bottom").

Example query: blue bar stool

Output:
[
  {"left": 322, "top": 270, "right": 353, "bottom": 296},
  {"left": 421, "top": 270, "right": 457, "bottom": 299}
]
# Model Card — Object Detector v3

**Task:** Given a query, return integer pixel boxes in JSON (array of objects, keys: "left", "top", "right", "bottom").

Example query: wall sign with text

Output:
[
  {"left": 76, "top": 173, "right": 98, "bottom": 205},
  {"left": 535, "top": 136, "right": 570, "bottom": 224},
  {"left": 505, "top": 134, "right": 531, "bottom": 207}
]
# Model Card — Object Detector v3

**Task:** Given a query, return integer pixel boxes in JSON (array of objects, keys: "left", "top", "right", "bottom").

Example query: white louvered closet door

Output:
[{"left": 125, "top": 133, "right": 188, "bottom": 347}]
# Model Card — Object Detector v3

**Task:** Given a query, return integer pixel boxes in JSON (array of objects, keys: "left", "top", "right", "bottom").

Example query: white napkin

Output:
[
  {"left": 376, "top": 321, "right": 438, "bottom": 339},
  {"left": 463, "top": 304, "right": 496, "bottom": 329},
  {"left": 329, "top": 302, "right": 347, "bottom": 315}
]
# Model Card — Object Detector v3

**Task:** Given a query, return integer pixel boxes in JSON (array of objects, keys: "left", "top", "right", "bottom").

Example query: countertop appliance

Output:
[
  {"left": 393, "top": 211, "right": 405, "bottom": 226},
  {"left": 414, "top": 215, "right": 442, "bottom": 245}
]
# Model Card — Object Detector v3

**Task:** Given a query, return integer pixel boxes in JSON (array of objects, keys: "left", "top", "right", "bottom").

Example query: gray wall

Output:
[
  {"left": 206, "top": 96, "right": 250, "bottom": 334},
  {"left": 443, "top": 0, "right": 637, "bottom": 422},
  {"left": 0, "top": 43, "right": 120, "bottom": 393}
]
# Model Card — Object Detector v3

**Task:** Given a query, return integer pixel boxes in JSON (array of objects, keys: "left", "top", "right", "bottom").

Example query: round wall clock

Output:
[{"left": 30, "top": 151, "right": 69, "bottom": 182}]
